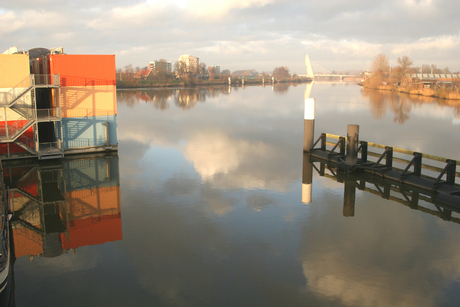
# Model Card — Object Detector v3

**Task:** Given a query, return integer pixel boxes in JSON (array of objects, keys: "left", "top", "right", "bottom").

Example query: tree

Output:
[
  {"left": 198, "top": 62, "right": 207, "bottom": 77},
  {"left": 153, "top": 59, "right": 170, "bottom": 80},
  {"left": 174, "top": 60, "right": 187, "bottom": 77},
  {"left": 272, "top": 66, "right": 290, "bottom": 80},
  {"left": 395, "top": 56, "right": 413, "bottom": 78},
  {"left": 371, "top": 54, "right": 389, "bottom": 77}
]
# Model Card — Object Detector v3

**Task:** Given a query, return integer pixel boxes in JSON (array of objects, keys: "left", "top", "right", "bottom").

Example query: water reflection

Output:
[
  {"left": 362, "top": 88, "right": 460, "bottom": 123},
  {"left": 111, "top": 84, "right": 460, "bottom": 306},
  {"left": 117, "top": 86, "right": 231, "bottom": 110},
  {"left": 117, "top": 85, "right": 460, "bottom": 126},
  {"left": 304, "top": 153, "right": 459, "bottom": 222},
  {"left": 2, "top": 154, "right": 120, "bottom": 304},
  {"left": 301, "top": 154, "right": 460, "bottom": 307},
  {"left": 6, "top": 154, "right": 121, "bottom": 261}
]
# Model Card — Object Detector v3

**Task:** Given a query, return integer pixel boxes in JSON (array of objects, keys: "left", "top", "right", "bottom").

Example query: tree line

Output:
[
  {"left": 116, "top": 60, "right": 307, "bottom": 88},
  {"left": 363, "top": 54, "right": 459, "bottom": 99}
]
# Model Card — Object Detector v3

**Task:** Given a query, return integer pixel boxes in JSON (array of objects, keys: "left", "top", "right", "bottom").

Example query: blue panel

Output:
[{"left": 62, "top": 115, "right": 118, "bottom": 149}]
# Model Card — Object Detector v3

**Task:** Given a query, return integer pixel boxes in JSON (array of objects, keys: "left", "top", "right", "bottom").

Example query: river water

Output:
[{"left": 9, "top": 83, "right": 460, "bottom": 306}]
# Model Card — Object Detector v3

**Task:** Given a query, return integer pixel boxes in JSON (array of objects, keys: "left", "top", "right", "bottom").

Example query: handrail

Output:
[
  {"left": 37, "top": 108, "right": 61, "bottom": 120},
  {"left": 0, "top": 75, "right": 33, "bottom": 106},
  {"left": 39, "top": 140, "right": 62, "bottom": 151},
  {"left": 16, "top": 134, "right": 35, "bottom": 151},
  {"left": 34, "top": 74, "right": 60, "bottom": 87},
  {"left": 317, "top": 133, "right": 459, "bottom": 178},
  {"left": 325, "top": 133, "right": 460, "bottom": 165}
]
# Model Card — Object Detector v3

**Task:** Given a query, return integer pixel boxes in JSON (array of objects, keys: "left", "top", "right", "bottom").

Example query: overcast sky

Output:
[{"left": 1, "top": 0, "right": 459, "bottom": 73}]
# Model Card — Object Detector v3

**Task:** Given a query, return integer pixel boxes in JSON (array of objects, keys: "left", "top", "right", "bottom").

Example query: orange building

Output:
[{"left": 0, "top": 47, "right": 118, "bottom": 160}]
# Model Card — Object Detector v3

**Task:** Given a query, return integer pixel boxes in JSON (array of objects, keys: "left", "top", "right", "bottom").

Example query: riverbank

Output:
[{"left": 117, "top": 77, "right": 312, "bottom": 89}]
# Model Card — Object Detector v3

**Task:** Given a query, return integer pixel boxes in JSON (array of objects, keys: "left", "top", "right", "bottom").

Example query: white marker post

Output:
[
  {"left": 303, "top": 98, "right": 315, "bottom": 152},
  {"left": 302, "top": 152, "right": 313, "bottom": 204}
]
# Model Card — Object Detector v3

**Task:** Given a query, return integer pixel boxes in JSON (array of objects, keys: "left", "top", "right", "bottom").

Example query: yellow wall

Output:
[
  {"left": 0, "top": 54, "right": 30, "bottom": 88},
  {"left": 60, "top": 85, "right": 117, "bottom": 118}
]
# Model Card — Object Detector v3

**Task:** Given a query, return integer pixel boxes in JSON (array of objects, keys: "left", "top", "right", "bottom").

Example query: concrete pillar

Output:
[
  {"left": 302, "top": 152, "right": 313, "bottom": 204},
  {"left": 228, "top": 77, "right": 231, "bottom": 85},
  {"left": 303, "top": 98, "right": 315, "bottom": 152},
  {"left": 346, "top": 124, "right": 359, "bottom": 165}
]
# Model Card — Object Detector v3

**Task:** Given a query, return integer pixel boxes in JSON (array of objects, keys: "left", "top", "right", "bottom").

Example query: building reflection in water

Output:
[
  {"left": 117, "top": 86, "right": 232, "bottom": 111},
  {"left": 5, "top": 153, "right": 121, "bottom": 261}
]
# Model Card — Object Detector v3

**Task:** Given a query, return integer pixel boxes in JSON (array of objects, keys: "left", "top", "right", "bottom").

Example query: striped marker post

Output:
[
  {"left": 302, "top": 152, "right": 313, "bottom": 204},
  {"left": 303, "top": 98, "right": 315, "bottom": 152}
]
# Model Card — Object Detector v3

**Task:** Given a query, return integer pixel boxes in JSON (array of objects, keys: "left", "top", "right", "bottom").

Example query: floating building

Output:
[{"left": 0, "top": 47, "right": 118, "bottom": 160}]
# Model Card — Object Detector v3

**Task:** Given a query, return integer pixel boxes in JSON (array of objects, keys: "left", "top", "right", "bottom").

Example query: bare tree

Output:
[
  {"left": 174, "top": 60, "right": 188, "bottom": 77},
  {"left": 371, "top": 54, "right": 389, "bottom": 77},
  {"left": 198, "top": 62, "right": 207, "bottom": 76},
  {"left": 396, "top": 56, "right": 413, "bottom": 77}
]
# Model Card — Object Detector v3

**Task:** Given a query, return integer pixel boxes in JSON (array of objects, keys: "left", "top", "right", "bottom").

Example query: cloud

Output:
[{"left": 183, "top": 130, "right": 270, "bottom": 180}]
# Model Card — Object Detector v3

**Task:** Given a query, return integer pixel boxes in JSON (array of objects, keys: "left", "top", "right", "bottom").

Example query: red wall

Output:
[{"left": 49, "top": 54, "right": 116, "bottom": 86}]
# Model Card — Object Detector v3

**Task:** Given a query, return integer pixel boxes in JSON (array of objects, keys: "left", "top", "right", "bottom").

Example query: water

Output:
[{"left": 8, "top": 83, "right": 460, "bottom": 306}]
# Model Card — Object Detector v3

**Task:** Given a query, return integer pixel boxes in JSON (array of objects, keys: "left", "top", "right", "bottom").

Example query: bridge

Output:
[{"left": 304, "top": 54, "right": 360, "bottom": 81}]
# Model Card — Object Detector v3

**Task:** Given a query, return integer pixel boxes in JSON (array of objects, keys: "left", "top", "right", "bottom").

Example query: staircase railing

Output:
[
  {"left": 0, "top": 75, "right": 33, "bottom": 106},
  {"left": 11, "top": 103, "right": 36, "bottom": 121},
  {"left": 0, "top": 116, "right": 34, "bottom": 141},
  {"left": 39, "top": 140, "right": 62, "bottom": 152},
  {"left": 0, "top": 74, "right": 60, "bottom": 106},
  {"left": 34, "top": 74, "right": 60, "bottom": 87},
  {"left": 37, "top": 108, "right": 62, "bottom": 121},
  {"left": 15, "top": 133, "right": 36, "bottom": 153}
]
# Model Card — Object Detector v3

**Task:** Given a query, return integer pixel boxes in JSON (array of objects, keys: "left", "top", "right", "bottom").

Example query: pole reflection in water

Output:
[
  {"left": 2, "top": 153, "right": 120, "bottom": 304},
  {"left": 305, "top": 153, "right": 459, "bottom": 223}
]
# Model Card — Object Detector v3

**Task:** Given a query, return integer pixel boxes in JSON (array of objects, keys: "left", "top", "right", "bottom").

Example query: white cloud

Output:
[{"left": 183, "top": 130, "right": 270, "bottom": 180}]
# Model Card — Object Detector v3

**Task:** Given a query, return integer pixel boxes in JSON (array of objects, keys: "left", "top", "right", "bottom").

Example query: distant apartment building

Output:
[
  {"left": 208, "top": 65, "right": 220, "bottom": 77},
  {"left": 149, "top": 60, "right": 172, "bottom": 73},
  {"left": 178, "top": 54, "right": 199, "bottom": 74}
]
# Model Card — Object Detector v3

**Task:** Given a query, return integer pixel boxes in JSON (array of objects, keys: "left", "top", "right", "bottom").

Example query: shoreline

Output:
[{"left": 116, "top": 78, "right": 312, "bottom": 89}]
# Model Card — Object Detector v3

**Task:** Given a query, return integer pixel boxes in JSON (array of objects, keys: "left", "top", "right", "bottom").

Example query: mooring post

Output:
[
  {"left": 303, "top": 98, "right": 315, "bottom": 152},
  {"left": 302, "top": 153, "right": 313, "bottom": 204},
  {"left": 346, "top": 124, "right": 359, "bottom": 166},
  {"left": 343, "top": 180, "right": 356, "bottom": 217}
]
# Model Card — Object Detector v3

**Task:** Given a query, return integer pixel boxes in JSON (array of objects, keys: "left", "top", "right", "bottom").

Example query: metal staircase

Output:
[{"left": 0, "top": 74, "right": 63, "bottom": 159}]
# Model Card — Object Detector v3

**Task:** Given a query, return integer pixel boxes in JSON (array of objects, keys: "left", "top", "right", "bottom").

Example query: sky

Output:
[{"left": 1, "top": 0, "right": 459, "bottom": 74}]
